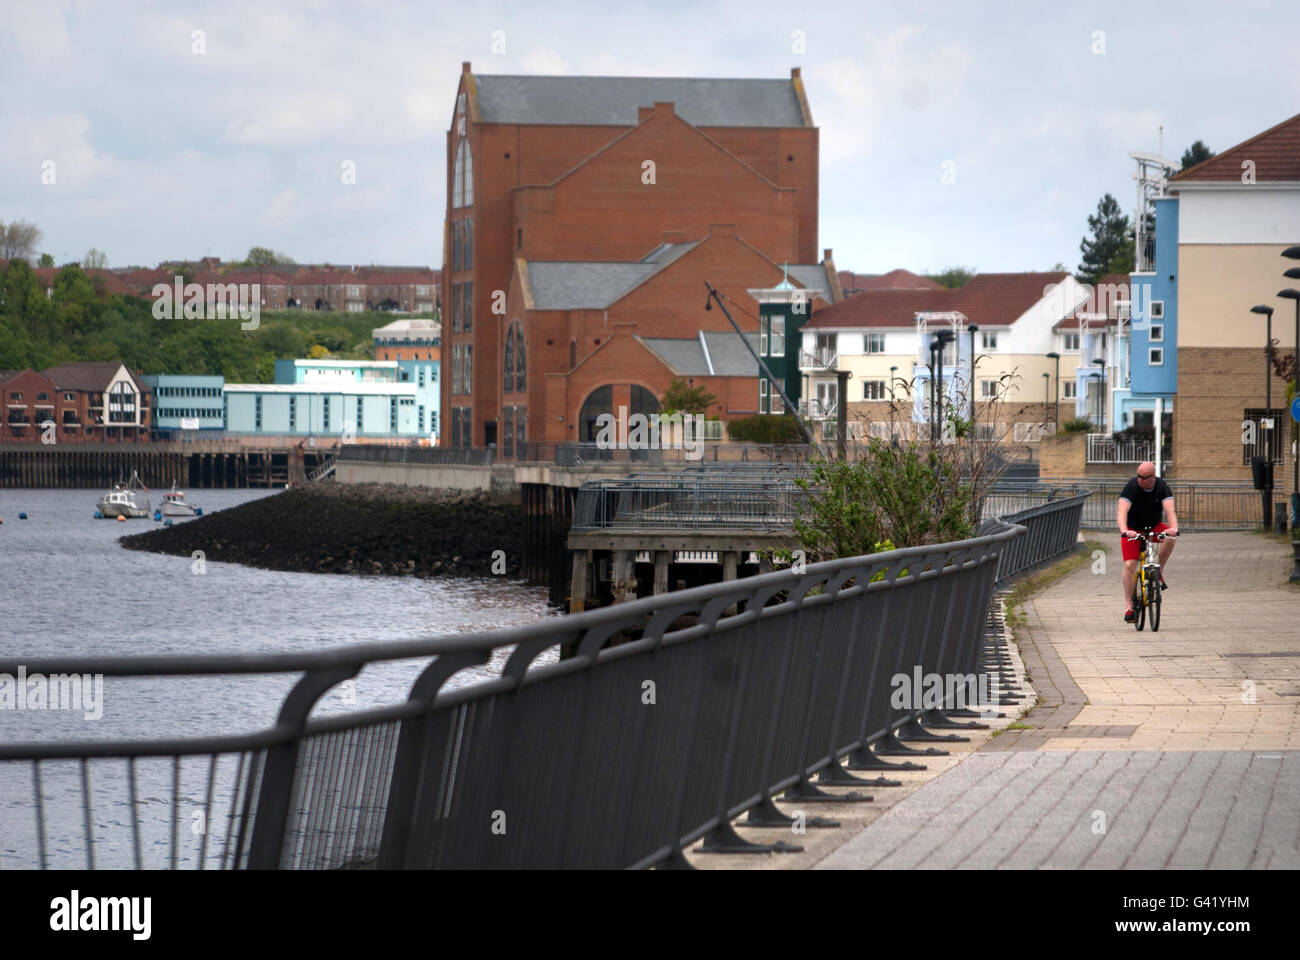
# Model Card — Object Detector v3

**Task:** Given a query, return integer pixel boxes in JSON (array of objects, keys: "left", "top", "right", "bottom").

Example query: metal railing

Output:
[
  {"left": 573, "top": 475, "right": 808, "bottom": 531},
  {"left": 0, "top": 520, "right": 1035, "bottom": 870},
  {"left": 979, "top": 493, "right": 1090, "bottom": 582},
  {"left": 337, "top": 444, "right": 495, "bottom": 466},
  {"left": 515, "top": 442, "right": 817, "bottom": 466},
  {"left": 1086, "top": 434, "right": 1172, "bottom": 464},
  {"left": 985, "top": 479, "right": 1263, "bottom": 530},
  {"left": 799, "top": 349, "right": 837, "bottom": 371}
]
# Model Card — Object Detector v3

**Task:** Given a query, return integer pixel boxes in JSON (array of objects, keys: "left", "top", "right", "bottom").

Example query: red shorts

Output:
[{"left": 1122, "top": 522, "right": 1169, "bottom": 562}]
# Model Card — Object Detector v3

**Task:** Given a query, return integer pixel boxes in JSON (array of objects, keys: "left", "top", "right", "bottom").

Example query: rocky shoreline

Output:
[{"left": 119, "top": 482, "right": 524, "bottom": 578}]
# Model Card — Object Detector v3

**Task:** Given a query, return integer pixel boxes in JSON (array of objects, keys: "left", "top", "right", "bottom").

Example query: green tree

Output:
[
  {"left": 242, "top": 247, "right": 295, "bottom": 268},
  {"left": 0, "top": 220, "right": 42, "bottom": 261},
  {"left": 660, "top": 377, "right": 717, "bottom": 415},
  {"left": 1077, "top": 194, "right": 1132, "bottom": 285},
  {"left": 924, "top": 266, "right": 976, "bottom": 289},
  {"left": 37, "top": 253, "right": 54, "bottom": 267},
  {"left": 791, "top": 440, "right": 973, "bottom": 560},
  {"left": 81, "top": 248, "right": 109, "bottom": 269},
  {"left": 1179, "top": 140, "right": 1215, "bottom": 173}
]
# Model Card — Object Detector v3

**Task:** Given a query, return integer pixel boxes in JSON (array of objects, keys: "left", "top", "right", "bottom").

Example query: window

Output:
[
  {"left": 390, "top": 398, "right": 398, "bottom": 432},
  {"left": 289, "top": 396, "right": 296, "bottom": 431},
  {"left": 418, "top": 404, "right": 425, "bottom": 432},
  {"left": 356, "top": 397, "right": 365, "bottom": 432},
  {"left": 865, "top": 333, "right": 886, "bottom": 354},
  {"left": 862, "top": 380, "right": 886, "bottom": 400},
  {"left": 699, "top": 419, "right": 723, "bottom": 440},
  {"left": 975, "top": 422, "right": 997, "bottom": 442},
  {"left": 462, "top": 344, "right": 472, "bottom": 393},
  {"left": 759, "top": 378, "right": 769, "bottom": 414},
  {"left": 1063, "top": 332, "right": 1080, "bottom": 352},
  {"left": 516, "top": 407, "right": 525, "bottom": 450},
  {"left": 503, "top": 326, "right": 515, "bottom": 393},
  {"left": 108, "top": 382, "right": 137, "bottom": 423},
  {"left": 254, "top": 395, "right": 262, "bottom": 430},
  {"left": 418, "top": 367, "right": 425, "bottom": 388},
  {"left": 768, "top": 315, "right": 784, "bottom": 356},
  {"left": 452, "top": 221, "right": 462, "bottom": 271},
  {"left": 347, "top": 285, "right": 360, "bottom": 298},
  {"left": 37, "top": 392, "right": 49, "bottom": 401},
  {"left": 451, "top": 344, "right": 462, "bottom": 394},
  {"left": 464, "top": 220, "right": 473, "bottom": 270},
  {"left": 462, "top": 282, "right": 472, "bottom": 331},
  {"left": 981, "top": 331, "right": 998, "bottom": 350},
  {"left": 1062, "top": 380, "right": 1077, "bottom": 399},
  {"left": 502, "top": 404, "right": 515, "bottom": 457},
  {"left": 1151, "top": 301, "right": 1164, "bottom": 319},
  {"left": 63, "top": 392, "right": 74, "bottom": 401},
  {"left": 452, "top": 140, "right": 473, "bottom": 208},
  {"left": 980, "top": 379, "right": 999, "bottom": 399},
  {"left": 323, "top": 397, "right": 331, "bottom": 431},
  {"left": 9, "top": 392, "right": 21, "bottom": 401},
  {"left": 1149, "top": 347, "right": 1163, "bottom": 365},
  {"left": 1243, "top": 408, "right": 1287, "bottom": 465},
  {"left": 1149, "top": 324, "right": 1163, "bottom": 343}
]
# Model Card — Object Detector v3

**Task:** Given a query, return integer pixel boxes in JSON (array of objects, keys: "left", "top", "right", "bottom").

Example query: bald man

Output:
[{"left": 1118, "top": 461, "right": 1179, "bottom": 623}]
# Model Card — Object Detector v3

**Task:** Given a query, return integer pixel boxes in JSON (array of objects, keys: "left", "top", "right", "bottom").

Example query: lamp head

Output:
[
  {"left": 1250, "top": 304, "right": 1274, "bottom": 317},
  {"left": 1283, "top": 267, "right": 1300, "bottom": 280},
  {"left": 1282, "top": 246, "right": 1300, "bottom": 260},
  {"left": 967, "top": 323, "right": 979, "bottom": 332},
  {"left": 1278, "top": 289, "right": 1300, "bottom": 301},
  {"left": 1046, "top": 351, "right": 1060, "bottom": 359},
  {"left": 1092, "top": 357, "right": 1105, "bottom": 366}
]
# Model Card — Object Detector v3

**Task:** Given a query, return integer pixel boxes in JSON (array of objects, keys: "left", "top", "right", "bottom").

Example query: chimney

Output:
[
  {"left": 823, "top": 248, "right": 833, "bottom": 261},
  {"left": 791, "top": 67, "right": 801, "bottom": 78},
  {"left": 462, "top": 61, "right": 472, "bottom": 74}
]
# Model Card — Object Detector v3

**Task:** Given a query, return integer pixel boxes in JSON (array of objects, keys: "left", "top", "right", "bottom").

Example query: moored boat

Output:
[
  {"left": 160, "top": 485, "right": 201, "bottom": 517},
  {"left": 97, "top": 470, "right": 151, "bottom": 519}
]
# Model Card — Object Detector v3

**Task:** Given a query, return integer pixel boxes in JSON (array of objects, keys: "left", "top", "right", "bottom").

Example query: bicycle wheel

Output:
[
  {"left": 1149, "top": 579, "right": 1161, "bottom": 631},
  {"left": 1133, "top": 576, "right": 1146, "bottom": 631}
]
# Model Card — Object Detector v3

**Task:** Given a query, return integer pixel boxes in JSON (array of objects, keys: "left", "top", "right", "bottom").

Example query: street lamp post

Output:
[
  {"left": 1089, "top": 372, "right": 1103, "bottom": 432},
  {"left": 889, "top": 364, "right": 898, "bottom": 443},
  {"left": 1042, "top": 373, "right": 1050, "bottom": 431},
  {"left": 968, "top": 323, "right": 979, "bottom": 424},
  {"left": 1250, "top": 304, "right": 1275, "bottom": 529},
  {"left": 1282, "top": 246, "right": 1300, "bottom": 529},
  {"left": 1046, "top": 351, "right": 1061, "bottom": 433},
  {"left": 1091, "top": 357, "right": 1106, "bottom": 430},
  {"left": 932, "top": 331, "right": 956, "bottom": 442}
]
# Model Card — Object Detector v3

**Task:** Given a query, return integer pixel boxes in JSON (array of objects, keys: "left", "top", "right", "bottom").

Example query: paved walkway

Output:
[{"left": 814, "top": 531, "right": 1300, "bottom": 870}]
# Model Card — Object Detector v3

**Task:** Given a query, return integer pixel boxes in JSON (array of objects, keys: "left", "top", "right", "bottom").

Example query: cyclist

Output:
[{"left": 1118, "top": 461, "right": 1179, "bottom": 623}]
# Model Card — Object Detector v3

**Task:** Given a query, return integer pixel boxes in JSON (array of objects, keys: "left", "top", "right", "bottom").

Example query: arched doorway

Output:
[{"left": 577, "top": 384, "right": 662, "bottom": 460}]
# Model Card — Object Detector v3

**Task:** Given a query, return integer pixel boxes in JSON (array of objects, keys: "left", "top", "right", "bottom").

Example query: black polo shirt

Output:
[{"left": 1119, "top": 476, "right": 1173, "bottom": 530}]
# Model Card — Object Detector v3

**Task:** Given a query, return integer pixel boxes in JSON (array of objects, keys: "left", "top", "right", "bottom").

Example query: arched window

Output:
[
  {"left": 453, "top": 140, "right": 473, "bottom": 208},
  {"left": 503, "top": 324, "right": 515, "bottom": 393},
  {"left": 503, "top": 321, "right": 525, "bottom": 394}
]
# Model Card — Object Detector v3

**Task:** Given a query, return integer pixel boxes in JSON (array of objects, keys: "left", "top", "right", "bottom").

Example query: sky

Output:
[{"left": 2, "top": 0, "right": 1298, "bottom": 275}]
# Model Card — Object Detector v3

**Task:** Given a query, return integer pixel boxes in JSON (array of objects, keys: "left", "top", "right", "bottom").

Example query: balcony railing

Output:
[
  {"left": 799, "top": 349, "right": 837, "bottom": 371},
  {"left": 1085, "top": 433, "right": 1172, "bottom": 464},
  {"left": 800, "top": 398, "right": 837, "bottom": 420}
]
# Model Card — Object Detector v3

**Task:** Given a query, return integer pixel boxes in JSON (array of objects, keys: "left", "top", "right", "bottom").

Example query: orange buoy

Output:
[{"left": 116, "top": 514, "right": 126, "bottom": 522}]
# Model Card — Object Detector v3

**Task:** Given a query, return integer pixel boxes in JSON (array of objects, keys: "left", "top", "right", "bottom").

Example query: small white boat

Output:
[
  {"left": 98, "top": 471, "right": 151, "bottom": 519},
  {"left": 160, "top": 485, "right": 201, "bottom": 517}
]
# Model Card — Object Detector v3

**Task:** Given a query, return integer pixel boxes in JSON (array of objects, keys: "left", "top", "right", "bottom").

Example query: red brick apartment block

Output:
[{"left": 442, "top": 62, "right": 822, "bottom": 449}]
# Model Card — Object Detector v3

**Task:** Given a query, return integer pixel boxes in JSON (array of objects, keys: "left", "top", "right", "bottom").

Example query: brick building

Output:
[
  {"left": 0, "top": 362, "right": 152, "bottom": 442},
  {"left": 442, "top": 63, "right": 822, "bottom": 449}
]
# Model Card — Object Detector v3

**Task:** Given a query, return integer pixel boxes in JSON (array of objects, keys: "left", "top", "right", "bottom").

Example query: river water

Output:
[{"left": 0, "top": 487, "right": 558, "bottom": 868}]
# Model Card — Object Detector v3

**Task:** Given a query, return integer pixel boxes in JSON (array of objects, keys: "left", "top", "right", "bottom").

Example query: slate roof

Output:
[
  {"left": 526, "top": 242, "right": 698, "bottom": 309},
  {"left": 474, "top": 75, "right": 807, "bottom": 127},
  {"left": 638, "top": 332, "right": 760, "bottom": 376},
  {"left": 42, "top": 362, "right": 134, "bottom": 391},
  {"left": 786, "top": 264, "right": 832, "bottom": 302},
  {"left": 1171, "top": 110, "right": 1300, "bottom": 183}
]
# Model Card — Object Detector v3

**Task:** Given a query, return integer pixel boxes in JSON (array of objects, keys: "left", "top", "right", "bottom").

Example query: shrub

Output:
[
  {"left": 726, "top": 414, "right": 804, "bottom": 445},
  {"left": 1060, "top": 417, "right": 1093, "bottom": 434}
]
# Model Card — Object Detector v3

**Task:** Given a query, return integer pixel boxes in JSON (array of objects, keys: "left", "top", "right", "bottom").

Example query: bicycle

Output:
[{"left": 1125, "top": 528, "right": 1175, "bottom": 632}]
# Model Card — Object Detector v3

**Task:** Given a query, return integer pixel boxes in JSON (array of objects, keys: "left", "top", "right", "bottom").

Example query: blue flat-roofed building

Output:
[
  {"left": 141, "top": 374, "right": 225, "bottom": 430},
  {"left": 223, "top": 382, "right": 420, "bottom": 438}
]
